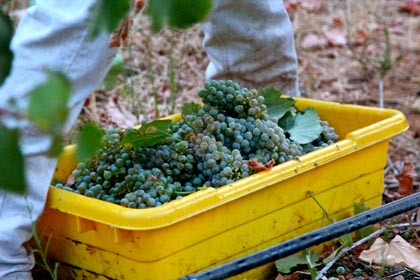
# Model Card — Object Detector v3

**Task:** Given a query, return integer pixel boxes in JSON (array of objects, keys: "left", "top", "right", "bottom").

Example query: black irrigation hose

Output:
[{"left": 180, "top": 192, "right": 420, "bottom": 280}]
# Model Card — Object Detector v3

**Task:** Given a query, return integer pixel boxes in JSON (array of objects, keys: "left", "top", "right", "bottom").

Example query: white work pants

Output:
[
  {"left": 0, "top": 0, "right": 298, "bottom": 278},
  {"left": 0, "top": 1, "right": 116, "bottom": 279},
  {"left": 202, "top": 0, "right": 299, "bottom": 96}
]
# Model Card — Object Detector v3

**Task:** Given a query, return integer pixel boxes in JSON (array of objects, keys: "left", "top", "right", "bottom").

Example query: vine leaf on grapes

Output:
[
  {"left": 88, "top": 0, "right": 130, "bottom": 38},
  {"left": 122, "top": 119, "right": 172, "bottom": 148},
  {"left": 27, "top": 70, "right": 71, "bottom": 156},
  {"left": 259, "top": 87, "right": 296, "bottom": 121},
  {"left": 75, "top": 121, "right": 105, "bottom": 162},
  {"left": 0, "top": 128, "right": 25, "bottom": 193},
  {"left": 181, "top": 102, "right": 200, "bottom": 117},
  {"left": 145, "top": 0, "right": 212, "bottom": 32},
  {"left": 287, "top": 108, "right": 323, "bottom": 144},
  {"left": 278, "top": 111, "right": 295, "bottom": 131},
  {"left": 0, "top": 11, "right": 13, "bottom": 86},
  {"left": 181, "top": 102, "right": 201, "bottom": 127}
]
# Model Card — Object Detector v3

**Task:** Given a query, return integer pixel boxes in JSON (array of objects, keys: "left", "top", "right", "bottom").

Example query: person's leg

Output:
[
  {"left": 201, "top": 0, "right": 299, "bottom": 96},
  {"left": 0, "top": 1, "right": 116, "bottom": 278}
]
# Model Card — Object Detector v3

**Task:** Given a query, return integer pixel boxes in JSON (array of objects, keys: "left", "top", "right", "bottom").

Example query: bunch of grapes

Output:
[
  {"left": 56, "top": 128, "right": 184, "bottom": 208},
  {"left": 198, "top": 80, "right": 267, "bottom": 119},
  {"left": 55, "top": 80, "right": 339, "bottom": 208}
]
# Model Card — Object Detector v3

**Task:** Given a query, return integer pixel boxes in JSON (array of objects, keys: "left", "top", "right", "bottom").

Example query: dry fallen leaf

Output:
[
  {"left": 322, "top": 28, "right": 347, "bottom": 47},
  {"left": 359, "top": 235, "right": 420, "bottom": 272},
  {"left": 66, "top": 175, "right": 76, "bottom": 187},
  {"left": 396, "top": 162, "right": 417, "bottom": 197},
  {"left": 275, "top": 271, "right": 310, "bottom": 280},
  {"left": 301, "top": 33, "right": 328, "bottom": 50},
  {"left": 135, "top": 0, "right": 145, "bottom": 11},
  {"left": 355, "top": 28, "right": 369, "bottom": 45},
  {"left": 109, "top": 0, "right": 145, "bottom": 48},
  {"left": 301, "top": 0, "right": 323, "bottom": 12},
  {"left": 285, "top": 2, "right": 300, "bottom": 13},
  {"left": 246, "top": 159, "right": 275, "bottom": 172},
  {"left": 110, "top": 17, "right": 133, "bottom": 48},
  {"left": 400, "top": 0, "right": 420, "bottom": 15},
  {"left": 332, "top": 16, "right": 344, "bottom": 26}
]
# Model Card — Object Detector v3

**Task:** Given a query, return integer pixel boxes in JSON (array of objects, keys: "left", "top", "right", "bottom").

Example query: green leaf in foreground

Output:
[
  {"left": 0, "top": 128, "right": 25, "bottom": 193},
  {"left": 145, "top": 0, "right": 212, "bottom": 32},
  {"left": 75, "top": 122, "right": 105, "bottom": 161},
  {"left": 259, "top": 87, "right": 296, "bottom": 121},
  {"left": 0, "top": 11, "right": 14, "bottom": 86},
  {"left": 122, "top": 119, "right": 172, "bottom": 147},
  {"left": 287, "top": 108, "right": 323, "bottom": 144},
  {"left": 88, "top": 0, "right": 130, "bottom": 38},
  {"left": 27, "top": 71, "right": 71, "bottom": 156}
]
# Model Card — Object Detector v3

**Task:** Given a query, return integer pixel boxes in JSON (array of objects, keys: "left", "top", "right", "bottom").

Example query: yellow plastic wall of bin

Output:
[{"left": 36, "top": 98, "right": 408, "bottom": 280}]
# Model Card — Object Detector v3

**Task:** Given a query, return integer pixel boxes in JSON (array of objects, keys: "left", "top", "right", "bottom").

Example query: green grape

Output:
[
  {"left": 103, "top": 170, "right": 112, "bottom": 180},
  {"left": 335, "top": 266, "right": 346, "bottom": 275},
  {"left": 77, "top": 162, "right": 86, "bottom": 170}
]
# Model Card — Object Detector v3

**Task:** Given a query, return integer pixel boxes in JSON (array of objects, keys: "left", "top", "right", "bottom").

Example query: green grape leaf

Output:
[
  {"left": 88, "top": 0, "right": 130, "bottom": 38},
  {"left": 354, "top": 202, "right": 375, "bottom": 241},
  {"left": 275, "top": 254, "right": 306, "bottom": 274},
  {"left": 305, "top": 250, "right": 321, "bottom": 279},
  {"left": 181, "top": 102, "right": 201, "bottom": 127},
  {"left": 338, "top": 233, "right": 353, "bottom": 247},
  {"left": 145, "top": 0, "right": 212, "bottom": 32},
  {"left": 100, "top": 53, "right": 125, "bottom": 90},
  {"left": 278, "top": 111, "right": 295, "bottom": 131},
  {"left": 0, "top": 11, "right": 14, "bottom": 86},
  {"left": 259, "top": 87, "right": 296, "bottom": 121},
  {"left": 287, "top": 108, "right": 323, "bottom": 144},
  {"left": 354, "top": 201, "right": 370, "bottom": 215},
  {"left": 75, "top": 122, "right": 105, "bottom": 161},
  {"left": 275, "top": 251, "right": 319, "bottom": 274},
  {"left": 27, "top": 71, "right": 71, "bottom": 156},
  {"left": 0, "top": 128, "right": 25, "bottom": 193},
  {"left": 181, "top": 102, "right": 201, "bottom": 117},
  {"left": 122, "top": 119, "right": 172, "bottom": 147}
]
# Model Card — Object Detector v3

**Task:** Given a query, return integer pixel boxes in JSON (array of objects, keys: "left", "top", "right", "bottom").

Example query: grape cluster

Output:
[
  {"left": 56, "top": 128, "right": 183, "bottom": 208},
  {"left": 198, "top": 80, "right": 267, "bottom": 119},
  {"left": 55, "top": 80, "right": 339, "bottom": 208}
]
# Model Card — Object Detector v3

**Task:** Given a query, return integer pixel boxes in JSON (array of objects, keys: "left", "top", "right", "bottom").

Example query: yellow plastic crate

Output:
[{"left": 37, "top": 98, "right": 408, "bottom": 280}]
